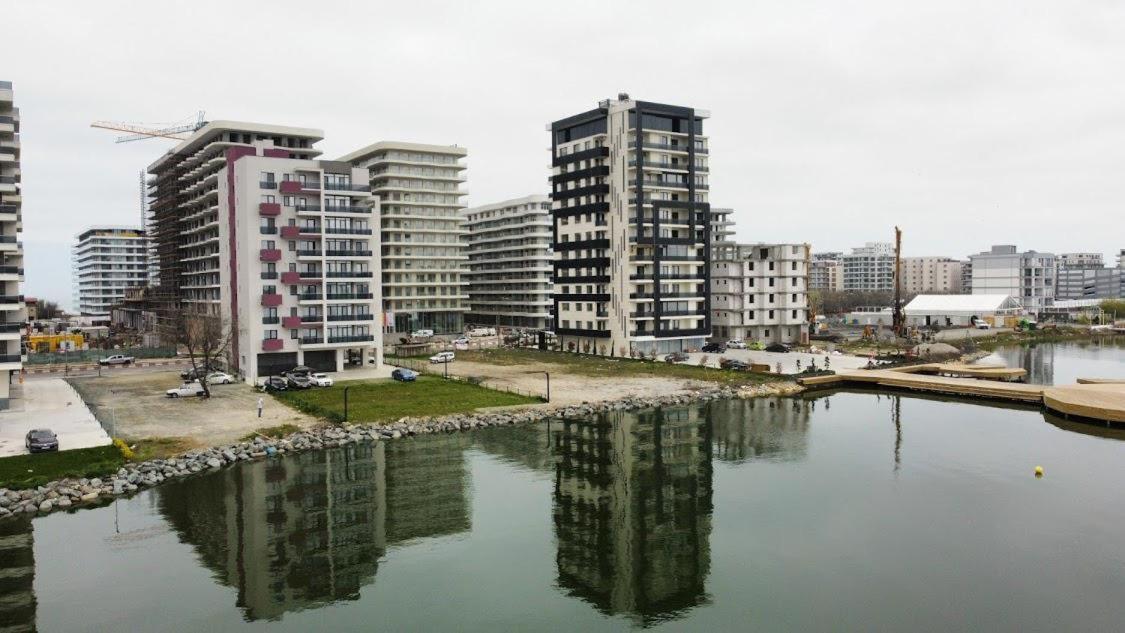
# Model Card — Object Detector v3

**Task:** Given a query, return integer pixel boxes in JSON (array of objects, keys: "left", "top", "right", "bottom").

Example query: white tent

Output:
[{"left": 904, "top": 294, "right": 1022, "bottom": 327}]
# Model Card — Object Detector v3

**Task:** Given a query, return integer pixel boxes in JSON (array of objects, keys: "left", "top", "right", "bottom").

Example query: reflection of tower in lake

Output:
[
  {"left": 552, "top": 406, "right": 713, "bottom": 625},
  {"left": 709, "top": 397, "right": 810, "bottom": 463},
  {"left": 0, "top": 518, "right": 36, "bottom": 633},
  {"left": 158, "top": 435, "right": 470, "bottom": 621}
]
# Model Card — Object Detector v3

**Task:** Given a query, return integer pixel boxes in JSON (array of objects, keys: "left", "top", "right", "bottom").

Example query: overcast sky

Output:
[{"left": 7, "top": 0, "right": 1125, "bottom": 309}]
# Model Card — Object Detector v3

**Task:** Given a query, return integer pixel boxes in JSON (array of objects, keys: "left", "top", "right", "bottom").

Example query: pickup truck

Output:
[{"left": 98, "top": 354, "right": 135, "bottom": 366}]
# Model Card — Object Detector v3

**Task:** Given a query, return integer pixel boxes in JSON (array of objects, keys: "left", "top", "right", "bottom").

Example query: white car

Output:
[
  {"left": 205, "top": 371, "right": 235, "bottom": 385},
  {"left": 973, "top": 320, "right": 991, "bottom": 330},
  {"left": 166, "top": 382, "right": 205, "bottom": 398},
  {"left": 453, "top": 336, "right": 471, "bottom": 345},
  {"left": 412, "top": 329, "right": 435, "bottom": 338},
  {"left": 311, "top": 373, "right": 334, "bottom": 387},
  {"left": 429, "top": 351, "right": 455, "bottom": 364},
  {"left": 727, "top": 340, "right": 747, "bottom": 349}
]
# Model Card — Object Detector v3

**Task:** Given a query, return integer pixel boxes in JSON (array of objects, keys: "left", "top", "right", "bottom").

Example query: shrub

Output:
[{"left": 113, "top": 438, "right": 136, "bottom": 461}]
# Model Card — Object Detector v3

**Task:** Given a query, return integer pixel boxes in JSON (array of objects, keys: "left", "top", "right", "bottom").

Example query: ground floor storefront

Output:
[{"left": 250, "top": 346, "right": 381, "bottom": 382}]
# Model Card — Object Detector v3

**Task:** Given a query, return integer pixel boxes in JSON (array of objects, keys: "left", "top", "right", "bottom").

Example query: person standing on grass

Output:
[{"left": 257, "top": 397, "right": 264, "bottom": 418}]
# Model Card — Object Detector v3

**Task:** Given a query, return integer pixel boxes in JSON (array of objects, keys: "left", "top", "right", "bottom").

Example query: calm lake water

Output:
[{"left": 2, "top": 343, "right": 1124, "bottom": 632}]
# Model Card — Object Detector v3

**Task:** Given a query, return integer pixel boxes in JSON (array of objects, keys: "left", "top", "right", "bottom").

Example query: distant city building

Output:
[
  {"left": 710, "top": 207, "right": 735, "bottom": 243},
  {"left": 550, "top": 95, "right": 711, "bottom": 356},
  {"left": 338, "top": 141, "right": 469, "bottom": 335},
  {"left": 71, "top": 226, "right": 148, "bottom": 323},
  {"left": 809, "top": 252, "right": 843, "bottom": 292},
  {"left": 969, "top": 245, "right": 1056, "bottom": 313},
  {"left": 711, "top": 242, "right": 809, "bottom": 344},
  {"left": 462, "top": 195, "right": 553, "bottom": 329},
  {"left": 899, "top": 256, "right": 964, "bottom": 294},
  {"left": 1056, "top": 251, "right": 1122, "bottom": 301},
  {"left": 0, "top": 80, "right": 24, "bottom": 409},
  {"left": 841, "top": 242, "right": 895, "bottom": 292},
  {"left": 961, "top": 261, "right": 973, "bottom": 294}
]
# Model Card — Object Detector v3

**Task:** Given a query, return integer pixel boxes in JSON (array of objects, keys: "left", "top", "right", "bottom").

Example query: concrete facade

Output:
[
  {"left": 900, "top": 256, "right": 964, "bottom": 294},
  {"left": 810, "top": 252, "right": 844, "bottom": 292},
  {"left": 841, "top": 242, "right": 895, "bottom": 292},
  {"left": 550, "top": 96, "right": 711, "bottom": 356},
  {"left": 711, "top": 242, "right": 809, "bottom": 344},
  {"left": 338, "top": 142, "right": 469, "bottom": 335},
  {"left": 969, "top": 245, "right": 1056, "bottom": 314},
  {"left": 0, "top": 81, "right": 25, "bottom": 410},
  {"left": 462, "top": 195, "right": 553, "bottom": 330},
  {"left": 1056, "top": 252, "right": 1122, "bottom": 300},
  {"left": 71, "top": 226, "right": 148, "bottom": 322}
]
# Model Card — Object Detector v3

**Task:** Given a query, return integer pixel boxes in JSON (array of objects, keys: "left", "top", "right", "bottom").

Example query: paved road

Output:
[{"left": 0, "top": 379, "right": 112, "bottom": 457}]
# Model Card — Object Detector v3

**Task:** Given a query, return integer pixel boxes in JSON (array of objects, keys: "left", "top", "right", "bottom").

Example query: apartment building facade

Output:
[
  {"left": 810, "top": 252, "right": 843, "bottom": 292},
  {"left": 969, "top": 245, "right": 1056, "bottom": 313},
  {"left": 711, "top": 242, "right": 809, "bottom": 344},
  {"left": 841, "top": 242, "right": 895, "bottom": 292},
  {"left": 0, "top": 81, "right": 25, "bottom": 409},
  {"left": 550, "top": 96, "right": 711, "bottom": 356},
  {"left": 462, "top": 195, "right": 553, "bottom": 329},
  {"left": 900, "top": 256, "right": 964, "bottom": 294},
  {"left": 71, "top": 226, "right": 148, "bottom": 322},
  {"left": 338, "top": 142, "right": 469, "bottom": 335},
  {"left": 148, "top": 122, "right": 382, "bottom": 381},
  {"left": 1056, "top": 252, "right": 1122, "bottom": 300}
]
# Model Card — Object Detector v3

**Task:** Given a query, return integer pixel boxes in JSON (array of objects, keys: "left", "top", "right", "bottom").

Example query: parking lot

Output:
[{"left": 0, "top": 379, "right": 113, "bottom": 457}]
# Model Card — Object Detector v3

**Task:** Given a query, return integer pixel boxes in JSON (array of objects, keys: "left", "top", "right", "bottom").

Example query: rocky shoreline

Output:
[{"left": 0, "top": 381, "right": 803, "bottom": 520}]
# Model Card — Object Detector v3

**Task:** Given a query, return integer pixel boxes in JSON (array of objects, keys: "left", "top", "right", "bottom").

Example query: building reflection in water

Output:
[
  {"left": 157, "top": 435, "right": 470, "bottom": 622},
  {"left": 0, "top": 518, "right": 36, "bottom": 633},
  {"left": 709, "top": 397, "right": 810, "bottom": 463},
  {"left": 551, "top": 406, "right": 714, "bottom": 626}
]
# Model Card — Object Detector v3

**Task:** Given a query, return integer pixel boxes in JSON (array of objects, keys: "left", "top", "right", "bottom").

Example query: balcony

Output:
[
  {"left": 323, "top": 182, "right": 368, "bottom": 192},
  {"left": 299, "top": 270, "right": 324, "bottom": 279},
  {"left": 0, "top": 354, "right": 22, "bottom": 364},
  {"left": 259, "top": 249, "right": 282, "bottom": 262},
  {"left": 301, "top": 314, "right": 324, "bottom": 323},
  {"left": 279, "top": 181, "right": 305, "bottom": 194},
  {"left": 327, "top": 313, "right": 374, "bottom": 322},
  {"left": 299, "top": 225, "right": 322, "bottom": 234},
  {"left": 300, "top": 336, "right": 324, "bottom": 344},
  {"left": 280, "top": 225, "right": 301, "bottom": 239},
  {"left": 261, "top": 293, "right": 283, "bottom": 307},
  {"left": 259, "top": 181, "right": 278, "bottom": 189},
  {"left": 325, "top": 292, "right": 374, "bottom": 300},
  {"left": 262, "top": 339, "right": 284, "bottom": 352},
  {"left": 298, "top": 293, "right": 323, "bottom": 301},
  {"left": 280, "top": 271, "right": 302, "bottom": 284},
  {"left": 259, "top": 226, "right": 278, "bottom": 235},
  {"left": 326, "top": 270, "right": 372, "bottom": 278},
  {"left": 282, "top": 316, "right": 303, "bottom": 328},
  {"left": 296, "top": 250, "right": 322, "bottom": 257},
  {"left": 322, "top": 205, "right": 371, "bottom": 214},
  {"left": 260, "top": 271, "right": 278, "bottom": 280},
  {"left": 325, "top": 249, "right": 373, "bottom": 257},
  {"left": 0, "top": 323, "right": 23, "bottom": 333},
  {"left": 259, "top": 202, "right": 281, "bottom": 217},
  {"left": 328, "top": 334, "right": 374, "bottom": 343},
  {"left": 262, "top": 317, "right": 280, "bottom": 325}
]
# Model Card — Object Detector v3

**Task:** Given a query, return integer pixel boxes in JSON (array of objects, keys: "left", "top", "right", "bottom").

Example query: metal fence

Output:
[
  {"left": 24, "top": 346, "right": 179, "bottom": 365},
  {"left": 388, "top": 358, "right": 548, "bottom": 401}
]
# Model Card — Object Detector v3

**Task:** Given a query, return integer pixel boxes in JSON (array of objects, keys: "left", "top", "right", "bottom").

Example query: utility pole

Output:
[{"left": 893, "top": 226, "right": 904, "bottom": 337}]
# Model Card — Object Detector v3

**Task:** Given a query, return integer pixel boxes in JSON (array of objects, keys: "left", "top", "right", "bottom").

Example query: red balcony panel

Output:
[
  {"left": 280, "top": 271, "right": 301, "bottom": 284},
  {"left": 259, "top": 202, "right": 281, "bottom": 216},
  {"left": 261, "top": 293, "right": 283, "bottom": 307},
  {"left": 262, "top": 339, "right": 284, "bottom": 351},
  {"left": 259, "top": 249, "right": 282, "bottom": 262},
  {"left": 280, "top": 225, "right": 300, "bottom": 238},
  {"left": 282, "top": 316, "right": 303, "bottom": 328},
  {"left": 279, "top": 181, "right": 303, "bottom": 194}
]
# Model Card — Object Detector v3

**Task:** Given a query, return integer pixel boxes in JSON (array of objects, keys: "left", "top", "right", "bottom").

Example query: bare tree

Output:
[{"left": 161, "top": 311, "right": 235, "bottom": 398}]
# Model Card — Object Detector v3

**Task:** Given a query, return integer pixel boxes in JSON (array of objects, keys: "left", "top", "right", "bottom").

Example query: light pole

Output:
[{"left": 526, "top": 370, "right": 549, "bottom": 402}]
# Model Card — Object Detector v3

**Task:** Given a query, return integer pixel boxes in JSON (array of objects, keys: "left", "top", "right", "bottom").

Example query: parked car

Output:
[
  {"left": 287, "top": 365, "right": 313, "bottom": 378},
  {"left": 467, "top": 327, "right": 496, "bottom": 337},
  {"left": 310, "top": 373, "right": 334, "bottom": 387},
  {"left": 98, "top": 354, "right": 134, "bottom": 366},
  {"left": 429, "top": 351, "right": 455, "bottom": 364},
  {"left": 205, "top": 371, "right": 235, "bottom": 385},
  {"left": 260, "top": 376, "right": 288, "bottom": 392},
  {"left": 392, "top": 368, "right": 418, "bottom": 382},
  {"left": 720, "top": 358, "right": 750, "bottom": 371},
  {"left": 702, "top": 342, "right": 726, "bottom": 353},
  {"left": 166, "top": 382, "right": 205, "bottom": 398},
  {"left": 411, "top": 329, "right": 435, "bottom": 338},
  {"left": 726, "top": 340, "right": 748, "bottom": 349},
  {"left": 25, "top": 429, "right": 58, "bottom": 453},
  {"left": 664, "top": 352, "right": 689, "bottom": 363},
  {"left": 973, "top": 319, "right": 991, "bottom": 330},
  {"left": 765, "top": 342, "right": 792, "bottom": 353},
  {"left": 286, "top": 374, "right": 313, "bottom": 389},
  {"left": 181, "top": 365, "right": 218, "bottom": 380},
  {"left": 453, "top": 336, "right": 471, "bottom": 346}
]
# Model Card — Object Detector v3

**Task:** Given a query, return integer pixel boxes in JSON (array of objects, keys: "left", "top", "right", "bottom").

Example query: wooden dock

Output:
[{"left": 799, "top": 366, "right": 1125, "bottom": 423}]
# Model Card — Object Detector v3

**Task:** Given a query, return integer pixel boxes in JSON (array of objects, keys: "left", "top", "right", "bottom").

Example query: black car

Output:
[
  {"left": 664, "top": 352, "right": 689, "bottom": 363},
  {"left": 286, "top": 374, "right": 313, "bottom": 389},
  {"left": 765, "top": 342, "right": 792, "bottom": 353},
  {"left": 720, "top": 358, "right": 750, "bottom": 371},
  {"left": 26, "top": 429, "right": 59, "bottom": 453},
  {"left": 260, "top": 376, "right": 289, "bottom": 392},
  {"left": 702, "top": 342, "right": 726, "bottom": 353}
]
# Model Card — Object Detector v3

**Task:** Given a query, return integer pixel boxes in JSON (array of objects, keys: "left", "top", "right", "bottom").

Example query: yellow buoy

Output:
[{"left": 1034, "top": 466, "right": 1044, "bottom": 477}]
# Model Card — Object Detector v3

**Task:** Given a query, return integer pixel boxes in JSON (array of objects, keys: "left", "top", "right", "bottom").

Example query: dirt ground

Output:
[{"left": 67, "top": 371, "right": 318, "bottom": 446}]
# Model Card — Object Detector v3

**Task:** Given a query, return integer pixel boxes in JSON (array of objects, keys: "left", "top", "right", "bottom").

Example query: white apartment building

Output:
[
  {"left": 810, "top": 252, "right": 843, "bottom": 292},
  {"left": 148, "top": 122, "right": 382, "bottom": 382},
  {"left": 900, "top": 256, "right": 964, "bottom": 294},
  {"left": 71, "top": 226, "right": 148, "bottom": 322},
  {"left": 0, "top": 81, "right": 25, "bottom": 409},
  {"left": 842, "top": 242, "right": 895, "bottom": 292},
  {"left": 1056, "top": 252, "right": 1122, "bottom": 301},
  {"left": 550, "top": 96, "right": 711, "bottom": 356},
  {"left": 338, "top": 142, "right": 469, "bottom": 335},
  {"left": 969, "top": 245, "right": 1056, "bottom": 313},
  {"left": 710, "top": 207, "right": 735, "bottom": 243},
  {"left": 462, "top": 195, "right": 553, "bottom": 330},
  {"left": 711, "top": 243, "right": 809, "bottom": 344}
]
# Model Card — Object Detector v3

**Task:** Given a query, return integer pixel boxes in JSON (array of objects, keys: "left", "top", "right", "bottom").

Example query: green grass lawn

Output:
[
  {"left": 449, "top": 348, "right": 789, "bottom": 386},
  {"left": 0, "top": 445, "right": 125, "bottom": 490},
  {"left": 275, "top": 375, "right": 541, "bottom": 424}
]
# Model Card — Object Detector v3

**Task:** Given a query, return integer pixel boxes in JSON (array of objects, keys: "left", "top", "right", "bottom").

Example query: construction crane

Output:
[{"left": 90, "top": 110, "right": 206, "bottom": 143}]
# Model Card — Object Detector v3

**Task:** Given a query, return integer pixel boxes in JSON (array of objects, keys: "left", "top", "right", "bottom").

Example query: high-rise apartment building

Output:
[
  {"left": 900, "top": 256, "right": 964, "bottom": 294},
  {"left": 72, "top": 226, "right": 148, "bottom": 322},
  {"left": 550, "top": 96, "right": 711, "bottom": 356},
  {"left": 809, "top": 252, "right": 843, "bottom": 292},
  {"left": 841, "top": 242, "right": 895, "bottom": 292},
  {"left": 0, "top": 81, "right": 25, "bottom": 409},
  {"left": 462, "top": 195, "right": 553, "bottom": 329},
  {"left": 969, "top": 245, "right": 1056, "bottom": 313},
  {"left": 711, "top": 242, "right": 809, "bottom": 344},
  {"left": 338, "top": 142, "right": 469, "bottom": 335},
  {"left": 1056, "top": 252, "right": 1122, "bottom": 300},
  {"left": 147, "top": 122, "right": 382, "bottom": 381}
]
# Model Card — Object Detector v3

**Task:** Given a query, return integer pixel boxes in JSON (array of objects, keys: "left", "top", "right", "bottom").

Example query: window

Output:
[
  {"left": 260, "top": 240, "right": 275, "bottom": 250},
  {"left": 264, "top": 329, "right": 279, "bottom": 340}
]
